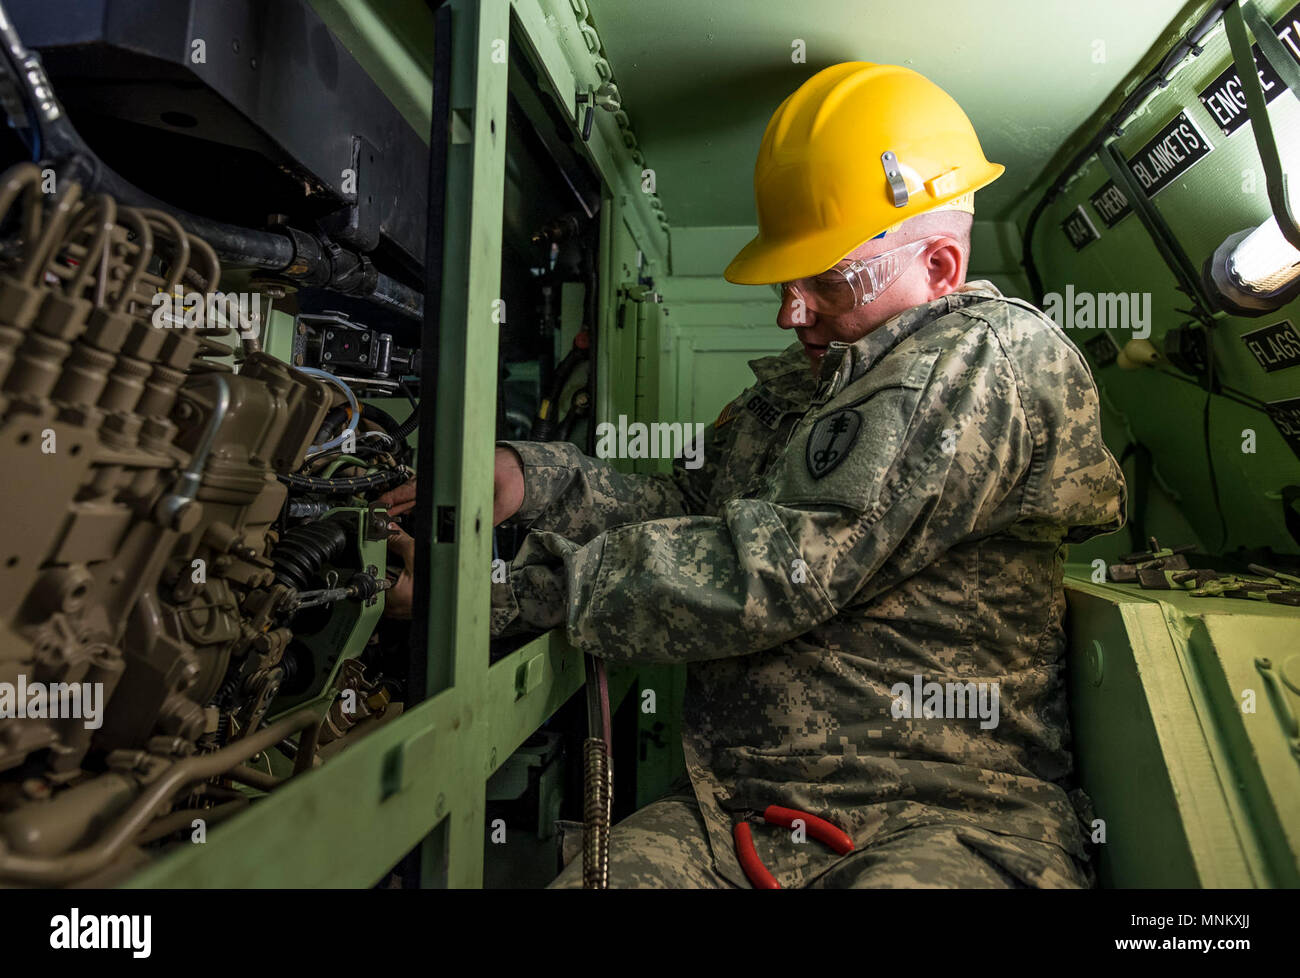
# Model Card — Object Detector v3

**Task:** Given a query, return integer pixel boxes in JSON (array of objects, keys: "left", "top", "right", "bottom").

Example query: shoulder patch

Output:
[{"left": 806, "top": 408, "right": 861, "bottom": 479}]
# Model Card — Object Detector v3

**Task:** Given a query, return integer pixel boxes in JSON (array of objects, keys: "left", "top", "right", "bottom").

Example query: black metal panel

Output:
[{"left": 8, "top": 0, "right": 428, "bottom": 277}]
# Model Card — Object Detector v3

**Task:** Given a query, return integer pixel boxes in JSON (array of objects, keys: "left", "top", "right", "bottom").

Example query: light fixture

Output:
[{"left": 1205, "top": 214, "right": 1300, "bottom": 314}]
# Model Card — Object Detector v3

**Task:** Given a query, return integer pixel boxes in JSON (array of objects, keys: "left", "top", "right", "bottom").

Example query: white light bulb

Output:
[{"left": 1228, "top": 215, "right": 1300, "bottom": 294}]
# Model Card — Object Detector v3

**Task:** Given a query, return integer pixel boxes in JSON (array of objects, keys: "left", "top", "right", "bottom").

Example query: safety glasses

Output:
[{"left": 770, "top": 235, "right": 945, "bottom": 315}]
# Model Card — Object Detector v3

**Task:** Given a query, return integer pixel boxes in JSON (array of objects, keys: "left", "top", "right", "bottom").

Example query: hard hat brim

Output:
[{"left": 723, "top": 161, "right": 1004, "bottom": 285}]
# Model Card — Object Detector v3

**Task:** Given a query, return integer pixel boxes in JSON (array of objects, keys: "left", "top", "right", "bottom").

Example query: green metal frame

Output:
[
  {"left": 1065, "top": 569, "right": 1300, "bottom": 887},
  {"left": 124, "top": 0, "right": 671, "bottom": 888}
]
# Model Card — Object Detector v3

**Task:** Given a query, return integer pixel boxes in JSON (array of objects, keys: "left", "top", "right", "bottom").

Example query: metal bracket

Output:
[
  {"left": 1224, "top": 0, "right": 1300, "bottom": 250},
  {"left": 575, "top": 81, "right": 620, "bottom": 142},
  {"left": 881, "top": 151, "right": 908, "bottom": 207},
  {"left": 1099, "top": 142, "right": 1217, "bottom": 318}
]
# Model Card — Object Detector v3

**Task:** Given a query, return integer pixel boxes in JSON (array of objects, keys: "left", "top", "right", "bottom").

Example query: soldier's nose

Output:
[{"left": 776, "top": 292, "right": 814, "bottom": 330}]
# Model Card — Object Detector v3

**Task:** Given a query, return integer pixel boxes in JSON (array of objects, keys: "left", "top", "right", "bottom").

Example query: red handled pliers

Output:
[{"left": 732, "top": 805, "right": 855, "bottom": 889}]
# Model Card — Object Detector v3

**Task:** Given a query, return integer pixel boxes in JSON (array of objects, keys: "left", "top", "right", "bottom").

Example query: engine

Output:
[{"left": 0, "top": 165, "right": 408, "bottom": 885}]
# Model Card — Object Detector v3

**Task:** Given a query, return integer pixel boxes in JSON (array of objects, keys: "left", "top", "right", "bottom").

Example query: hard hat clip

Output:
[{"left": 881, "top": 151, "right": 909, "bottom": 208}]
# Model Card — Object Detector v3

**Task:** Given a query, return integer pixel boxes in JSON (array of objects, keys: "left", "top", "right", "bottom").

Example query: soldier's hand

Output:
[
  {"left": 383, "top": 523, "right": 416, "bottom": 619},
  {"left": 494, "top": 445, "right": 524, "bottom": 526},
  {"left": 379, "top": 448, "right": 522, "bottom": 525},
  {"left": 377, "top": 478, "right": 417, "bottom": 517}
]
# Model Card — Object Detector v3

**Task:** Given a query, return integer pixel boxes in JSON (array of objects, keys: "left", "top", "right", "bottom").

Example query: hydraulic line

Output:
[
  {"left": 582, "top": 736, "right": 612, "bottom": 890},
  {"left": 0, "top": 708, "right": 321, "bottom": 885},
  {"left": 581, "top": 654, "right": 613, "bottom": 889}
]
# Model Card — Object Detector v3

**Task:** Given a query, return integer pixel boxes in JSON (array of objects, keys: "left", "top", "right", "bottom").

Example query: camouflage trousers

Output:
[{"left": 549, "top": 793, "right": 1092, "bottom": 889}]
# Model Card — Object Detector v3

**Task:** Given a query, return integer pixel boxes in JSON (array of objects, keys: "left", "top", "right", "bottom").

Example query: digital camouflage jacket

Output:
[{"left": 491, "top": 281, "right": 1126, "bottom": 887}]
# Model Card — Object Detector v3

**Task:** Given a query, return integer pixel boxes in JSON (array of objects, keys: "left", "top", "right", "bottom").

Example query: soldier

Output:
[{"left": 385, "top": 62, "right": 1126, "bottom": 888}]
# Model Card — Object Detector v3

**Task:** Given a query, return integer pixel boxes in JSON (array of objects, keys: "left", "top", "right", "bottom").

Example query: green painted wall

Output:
[
  {"left": 1015, "top": 0, "right": 1300, "bottom": 557},
  {"left": 588, "top": 0, "right": 1192, "bottom": 227}
]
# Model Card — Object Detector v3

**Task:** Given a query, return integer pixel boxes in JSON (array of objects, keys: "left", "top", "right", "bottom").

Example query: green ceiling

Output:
[{"left": 588, "top": 0, "right": 1192, "bottom": 226}]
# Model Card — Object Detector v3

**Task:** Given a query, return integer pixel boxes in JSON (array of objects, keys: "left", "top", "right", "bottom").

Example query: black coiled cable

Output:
[{"left": 276, "top": 467, "right": 410, "bottom": 497}]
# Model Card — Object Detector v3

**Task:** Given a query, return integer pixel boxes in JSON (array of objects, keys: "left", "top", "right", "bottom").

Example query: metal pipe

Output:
[
  {"left": 135, "top": 797, "right": 250, "bottom": 845},
  {"left": 293, "top": 718, "right": 322, "bottom": 777},
  {"left": 156, "top": 372, "right": 231, "bottom": 530},
  {"left": 226, "top": 764, "right": 283, "bottom": 792},
  {"left": 0, "top": 708, "right": 320, "bottom": 884}
]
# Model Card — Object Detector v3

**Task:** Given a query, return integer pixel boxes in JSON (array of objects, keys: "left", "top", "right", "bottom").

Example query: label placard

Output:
[
  {"left": 1197, "top": 1, "right": 1300, "bottom": 137},
  {"left": 1243, "top": 319, "right": 1300, "bottom": 372},
  {"left": 1268, "top": 395, "right": 1300, "bottom": 459},
  {"left": 1125, "top": 111, "right": 1214, "bottom": 197},
  {"left": 1089, "top": 181, "right": 1132, "bottom": 228},
  {"left": 1061, "top": 205, "right": 1100, "bottom": 250}
]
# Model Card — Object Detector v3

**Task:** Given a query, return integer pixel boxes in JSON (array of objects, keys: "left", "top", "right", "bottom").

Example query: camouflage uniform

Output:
[{"left": 492, "top": 282, "right": 1126, "bottom": 888}]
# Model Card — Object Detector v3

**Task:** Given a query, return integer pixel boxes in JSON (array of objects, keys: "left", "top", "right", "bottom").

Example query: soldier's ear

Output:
[{"left": 922, "top": 239, "right": 964, "bottom": 299}]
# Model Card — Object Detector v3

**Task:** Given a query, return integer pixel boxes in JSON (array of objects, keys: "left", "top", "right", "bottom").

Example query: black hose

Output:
[
  {"left": 276, "top": 468, "right": 410, "bottom": 496},
  {"left": 531, "top": 340, "right": 589, "bottom": 440},
  {"left": 360, "top": 401, "right": 414, "bottom": 460},
  {"left": 0, "top": 9, "right": 422, "bottom": 319},
  {"left": 314, "top": 405, "right": 351, "bottom": 446},
  {"left": 391, "top": 379, "right": 420, "bottom": 440},
  {"left": 371, "top": 275, "right": 425, "bottom": 322},
  {"left": 48, "top": 136, "right": 295, "bottom": 270},
  {"left": 361, "top": 402, "right": 404, "bottom": 442}
]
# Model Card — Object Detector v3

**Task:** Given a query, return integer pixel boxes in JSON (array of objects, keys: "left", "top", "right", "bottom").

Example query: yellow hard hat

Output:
[{"left": 724, "top": 62, "right": 1004, "bottom": 285}]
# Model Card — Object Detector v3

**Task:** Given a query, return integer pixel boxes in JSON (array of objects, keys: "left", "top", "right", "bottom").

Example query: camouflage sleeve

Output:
[
  {"left": 492, "top": 321, "right": 1063, "bottom": 659},
  {"left": 498, "top": 423, "right": 721, "bottom": 544}
]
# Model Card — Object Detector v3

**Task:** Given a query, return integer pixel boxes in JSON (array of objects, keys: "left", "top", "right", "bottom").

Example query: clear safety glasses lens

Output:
[{"left": 770, "top": 236, "right": 943, "bottom": 314}]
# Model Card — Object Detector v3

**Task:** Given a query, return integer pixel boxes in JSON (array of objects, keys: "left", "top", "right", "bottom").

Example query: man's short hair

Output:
[{"left": 894, "top": 208, "right": 973, "bottom": 256}]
